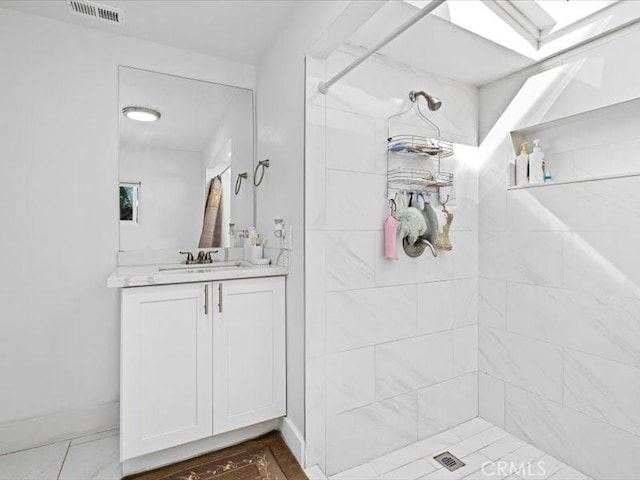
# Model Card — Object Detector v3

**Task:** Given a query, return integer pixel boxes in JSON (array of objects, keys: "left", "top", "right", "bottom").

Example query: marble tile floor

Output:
[
  {"left": 0, "top": 429, "right": 120, "bottom": 480},
  {"left": 304, "top": 418, "right": 592, "bottom": 480},
  {"left": 0, "top": 418, "right": 591, "bottom": 480}
]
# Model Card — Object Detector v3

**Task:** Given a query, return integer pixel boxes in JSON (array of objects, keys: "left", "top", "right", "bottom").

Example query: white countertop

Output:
[{"left": 107, "top": 261, "right": 288, "bottom": 288}]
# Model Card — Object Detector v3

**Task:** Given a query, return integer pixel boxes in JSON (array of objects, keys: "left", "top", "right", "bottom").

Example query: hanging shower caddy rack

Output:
[
  {"left": 388, "top": 134, "right": 454, "bottom": 159},
  {"left": 387, "top": 167, "right": 453, "bottom": 191},
  {"left": 386, "top": 91, "right": 454, "bottom": 196}
]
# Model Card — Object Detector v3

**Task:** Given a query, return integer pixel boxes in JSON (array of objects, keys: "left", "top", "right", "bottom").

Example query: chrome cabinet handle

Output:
[
  {"left": 218, "top": 284, "right": 223, "bottom": 313},
  {"left": 204, "top": 284, "right": 209, "bottom": 315}
]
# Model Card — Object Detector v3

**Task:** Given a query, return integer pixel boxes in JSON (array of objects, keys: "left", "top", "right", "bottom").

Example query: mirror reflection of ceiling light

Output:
[{"left": 122, "top": 106, "right": 161, "bottom": 122}]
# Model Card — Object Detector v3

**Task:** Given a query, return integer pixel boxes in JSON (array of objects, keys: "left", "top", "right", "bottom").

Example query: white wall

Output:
[
  {"left": 478, "top": 24, "right": 640, "bottom": 480},
  {"left": 119, "top": 145, "right": 204, "bottom": 250},
  {"left": 305, "top": 51, "right": 480, "bottom": 474},
  {"left": 0, "top": 7, "right": 254, "bottom": 452},
  {"left": 254, "top": 0, "right": 351, "bottom": 449}
]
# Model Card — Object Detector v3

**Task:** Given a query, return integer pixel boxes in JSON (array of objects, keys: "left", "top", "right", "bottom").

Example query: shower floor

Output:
[{"left": 304, "top": 418, "right": 592, "bottom": 480}]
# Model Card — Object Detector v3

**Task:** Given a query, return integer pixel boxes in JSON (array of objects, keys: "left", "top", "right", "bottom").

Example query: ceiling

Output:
[
  {"left": 345, "top": 0, "right": 639, "bottom": 87},
  {"left": 119, "top": 67, "right": 251, "bottom": 152},
  {"left": 3, "top": 0, "right": 634, "bottom": 89},
  {"left": 346, "top": 1, "right": 536, "bottom": 86},
  {"left": 0, "top": 0, "right": 297, "bottom": 65}
]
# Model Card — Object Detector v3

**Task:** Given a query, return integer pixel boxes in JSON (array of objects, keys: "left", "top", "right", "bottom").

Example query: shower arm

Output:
[
  {"left": 410, "top": 90, "right": 433, "bottom": 105},
  {"left": 410, "top": 91, "right": 427, "bottom": 101}
]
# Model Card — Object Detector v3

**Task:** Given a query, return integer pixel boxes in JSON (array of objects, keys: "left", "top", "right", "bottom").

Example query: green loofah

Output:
[{"left": 395, "top": 207, "right": 427, "bottom": 244}]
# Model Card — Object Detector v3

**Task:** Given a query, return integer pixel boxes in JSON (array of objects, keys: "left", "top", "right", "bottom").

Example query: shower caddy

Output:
[{"left": 387, "top": 90, "right": 454, "bottom": 258}]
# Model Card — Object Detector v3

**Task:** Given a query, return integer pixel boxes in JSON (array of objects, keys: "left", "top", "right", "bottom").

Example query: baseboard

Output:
[
  {"left": 0, "top": 401, "right": 119, "bottom": 455},
  {"left": 280, "top": 416, "right": 305, "bottom": 466},
  {"left": 122, "top": 418, "right": 281, "bottom": 476}
]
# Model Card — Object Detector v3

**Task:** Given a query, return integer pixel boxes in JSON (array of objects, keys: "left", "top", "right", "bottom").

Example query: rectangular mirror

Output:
[{"left": 118, "top": 66, "right": 254, "bottom": 251}]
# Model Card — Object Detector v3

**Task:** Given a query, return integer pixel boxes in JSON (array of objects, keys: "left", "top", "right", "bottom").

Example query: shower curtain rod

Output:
[{"left": 318, "top": 0, "right": 446, "bottom": 95}]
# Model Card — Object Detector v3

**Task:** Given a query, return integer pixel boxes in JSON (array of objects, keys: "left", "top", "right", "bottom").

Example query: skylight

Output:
[
  {"left": 405, "top": 0, "right": 630, "bottom": 61},
  {"left": 538, "top": 0, "right": 616, "bottom": 34}
]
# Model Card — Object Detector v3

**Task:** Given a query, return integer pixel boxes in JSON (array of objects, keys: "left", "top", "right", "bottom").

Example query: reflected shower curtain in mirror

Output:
[{"left": 198, "top": 176, "right": 223, "bottom": 248}]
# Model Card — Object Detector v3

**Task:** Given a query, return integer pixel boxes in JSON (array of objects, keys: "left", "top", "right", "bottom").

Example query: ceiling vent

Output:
[{"left": 67, "top": 1, "right": 124, "bottom": 24}]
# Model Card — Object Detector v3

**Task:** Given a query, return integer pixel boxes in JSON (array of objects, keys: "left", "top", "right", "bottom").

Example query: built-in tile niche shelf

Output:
[{"left": 508, "top": 96, "right": 640, "bottom": 190}]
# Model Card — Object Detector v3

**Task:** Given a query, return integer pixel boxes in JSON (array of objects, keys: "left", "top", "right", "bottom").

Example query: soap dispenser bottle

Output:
[
  {"left": 529, "top": 139, "right": 545, "bottom": 184},
  {"left": 515, "top": 141, "right": 529, "bottom": 186}
]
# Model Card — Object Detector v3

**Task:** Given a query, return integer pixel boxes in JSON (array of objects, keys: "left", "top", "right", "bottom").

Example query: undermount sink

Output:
[{"left": 159, "top": 261, "right": 244, "bottom": 273}]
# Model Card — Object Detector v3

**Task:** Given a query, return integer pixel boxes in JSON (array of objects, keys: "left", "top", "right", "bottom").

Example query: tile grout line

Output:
[
  {"left": 325, "top": 276, "right": 478, "bottom": 295},
  {"left": 0, "top": 434, "right": 88, "bottom": 458},
  {"left": 501, "top": 276, "right": 640, "bottom": 303},
  {"left": 321, "top": 84, "right": 328, "bottom": 475},
  {"left": 561, "top": 231, "right": 566, "bottom": 289},
  {"left": 482, "top": 323, "right": 640, "bottom": 372},
  {"left": 326, "top": 371, "right": 478, "bottom": 418},
  {"left": 503, "top": 375, "right": 507, "bottom": 429},
  {"left": 56, "top": 441, "right": 71, "bottom": 480},
  {"left": 327, "top": 324, "right": 478, "bottom": 359},
  {"left": 499, "top": 379, "right": 640, "bottom": 441}
]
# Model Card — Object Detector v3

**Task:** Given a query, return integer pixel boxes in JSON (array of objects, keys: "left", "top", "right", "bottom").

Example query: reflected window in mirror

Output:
[{"left": 119, "top": 182, "right": 140, "bottom": 224}]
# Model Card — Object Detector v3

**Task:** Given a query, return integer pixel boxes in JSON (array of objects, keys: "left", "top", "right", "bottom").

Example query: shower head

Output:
[
  {"left": 409, "top": 90, "right": 442, "bottom": 111},
  {"left": 426, "top": 95, "right": 442, "bottom": 111}
]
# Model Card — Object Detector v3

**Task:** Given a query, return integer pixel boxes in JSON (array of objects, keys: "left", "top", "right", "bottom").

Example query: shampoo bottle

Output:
[
  {"left": 515, "top": 142, "right": 529, "bottom": 186},
  {"left": 529, "top": 139, "right": 545, "bottom": 184},
  {"left": 544, "top": 160, "right": 552, "bottom": 182}
]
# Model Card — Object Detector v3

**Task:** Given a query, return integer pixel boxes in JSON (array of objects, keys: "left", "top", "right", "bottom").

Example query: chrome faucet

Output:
[
  {"left": 180, "top": 251, "right": 197, "bottom": 265},
  {"left": 180, "top": 249, "right": 219, "bottom": 264},
  {"left": 196, "top": 250, "right": 214, "bottom": 264}
]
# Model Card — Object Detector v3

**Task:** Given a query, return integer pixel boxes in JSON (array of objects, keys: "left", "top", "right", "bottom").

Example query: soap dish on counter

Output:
[{"left": 251, "top": 258, "right": 271, "bottom": 266}]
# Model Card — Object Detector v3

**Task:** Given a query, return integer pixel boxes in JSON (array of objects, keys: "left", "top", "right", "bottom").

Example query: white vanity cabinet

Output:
[
  {"left": 121, "top": 282, "right": 213, "bottom": 460},
  {"left": 120, "top": 276, "right": 286, "bottom": 461},
  {"left": 213, "top": 277, "right": 286, "bottom": 434}
]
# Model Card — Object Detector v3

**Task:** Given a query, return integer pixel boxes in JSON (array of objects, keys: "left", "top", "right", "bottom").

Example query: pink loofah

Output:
[{"left": 384, "top": 200, "right": 400, "bottom": 260}]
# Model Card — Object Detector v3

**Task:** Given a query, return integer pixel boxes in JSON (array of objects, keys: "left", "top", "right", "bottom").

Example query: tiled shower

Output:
[
  {"left": 304, "top": 24, "right": 640, "bottom": 480},
  {"left": 305, "top": 50, "right": 480, "bottom": 475}
]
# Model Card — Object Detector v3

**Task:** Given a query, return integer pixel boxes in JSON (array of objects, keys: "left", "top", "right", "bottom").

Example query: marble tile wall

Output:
[
  {"left": 478, "top": 38, "right": 640, "bottom": 480},
  {"left": 304, "top": 53, "right": 480, "bottom": 475}
]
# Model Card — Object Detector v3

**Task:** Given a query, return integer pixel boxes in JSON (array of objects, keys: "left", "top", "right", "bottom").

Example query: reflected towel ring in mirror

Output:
[
  {"left": 235, "top": 172, "right": 248, "bottom": 195},
  {"left": 253, "top": 159, "right": 270, "bottom": 186}
]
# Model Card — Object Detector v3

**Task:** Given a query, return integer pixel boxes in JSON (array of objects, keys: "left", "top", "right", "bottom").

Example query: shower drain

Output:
[{"left": 433, "top": 451, "right": 465, "bottom": 472}]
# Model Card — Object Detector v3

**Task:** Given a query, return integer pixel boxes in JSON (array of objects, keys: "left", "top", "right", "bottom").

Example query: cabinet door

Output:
[
  {"left": 213, "top": 277, "right": 286, "bottom": 434},
  {"left": 121, "top": 283, "right": 213, "bottom": 460}
]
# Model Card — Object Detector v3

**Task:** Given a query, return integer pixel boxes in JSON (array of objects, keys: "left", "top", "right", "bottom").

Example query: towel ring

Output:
[
  {"left": 235, "top": 172, "right": 248, "bottom": 195},
  {"left": 253, "top": 159, "right": 270, "bottom": 187}
]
